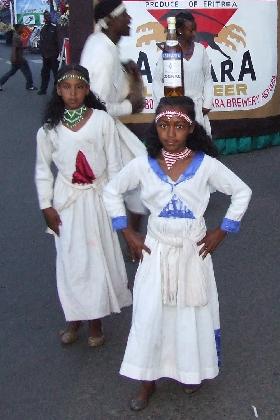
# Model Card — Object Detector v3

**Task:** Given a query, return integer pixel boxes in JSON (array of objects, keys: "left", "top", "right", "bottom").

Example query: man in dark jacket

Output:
[
  {"left": 37, "top": 10, "right": 59, "bottom": 95},
  {"left": 0, "top": 24, "right": 37, "bottom": 91}
]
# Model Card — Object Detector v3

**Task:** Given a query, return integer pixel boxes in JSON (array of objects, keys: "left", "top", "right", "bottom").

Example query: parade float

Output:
[
  {"left": 3, "top": 0, "right": 278, "bottom": 154},
  {"left": 122, "top": 0, "right": 280, "bottom": 153},
  {"left": 68, "top": 0, "right": 280, "bottom": 154}
]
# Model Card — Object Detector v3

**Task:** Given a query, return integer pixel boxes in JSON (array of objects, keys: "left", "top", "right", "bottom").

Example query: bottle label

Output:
[
  {"left": 163, "top": 55, "right": 182, "bottom": 88},
  {"left": 166, "top": 40, "right": 178, "bottom": 47},
  {"left": 163, "top": 52, "right": 181, "bottom": 60}
]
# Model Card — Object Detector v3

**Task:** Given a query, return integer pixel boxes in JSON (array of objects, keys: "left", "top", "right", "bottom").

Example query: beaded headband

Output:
[
  {"left": 155, "top": 111, "right": 193, "bottom": 125},
  {"left": 57, "top": 73, "right": 89, "bottom": 85}
]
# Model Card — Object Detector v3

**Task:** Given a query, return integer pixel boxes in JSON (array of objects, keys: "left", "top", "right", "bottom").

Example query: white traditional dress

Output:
[
  {"left": 35, "top": 110, "right": 132, "bottom": 321},
  {"left": 153, "top": 42, "right": 213, "bottom": 135},
  {"left": 103, "top": 153, "right": 252, "bottom": 384},
  {"left": 80, "top": 32, "right": 147, "bottom": 213}
]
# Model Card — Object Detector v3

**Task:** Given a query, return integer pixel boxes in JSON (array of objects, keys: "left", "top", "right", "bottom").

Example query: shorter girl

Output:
[
  {"left": 35, "top": 64, "right": 132, "bottom": 346},
  {"left": 103, "top": 96, "right": 252, "bottom": 410}
]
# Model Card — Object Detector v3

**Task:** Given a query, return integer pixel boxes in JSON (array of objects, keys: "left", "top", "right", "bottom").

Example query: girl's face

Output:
[
  {"left": 57, "top": 74, "right": 89, "bottom": 109},
  {"left": 156, "top": 106, "right": 194, "bottom": 153}
]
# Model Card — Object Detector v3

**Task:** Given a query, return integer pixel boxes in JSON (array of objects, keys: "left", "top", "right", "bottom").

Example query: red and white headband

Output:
[{"left": 155, "top": 111, "right": 193, "bottom": 125}]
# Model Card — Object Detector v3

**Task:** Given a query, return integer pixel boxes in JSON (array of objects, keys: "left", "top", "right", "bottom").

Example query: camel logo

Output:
[{"left": 215, "top": 23, "right": 246, "bottom": 55}]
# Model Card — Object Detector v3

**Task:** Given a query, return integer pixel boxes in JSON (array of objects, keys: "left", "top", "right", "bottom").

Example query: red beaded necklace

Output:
[{"left": 162, "top": 147, "right": 192, "bottom": 170}]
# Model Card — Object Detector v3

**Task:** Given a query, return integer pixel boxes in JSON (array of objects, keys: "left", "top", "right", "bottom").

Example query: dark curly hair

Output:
[
  {"left": 43, "top": 64, "right": 106, "bottom": 129},
  {"left": 175, "top": 11, "right": 197, "bottom": 33},
  {"left": 146, "top": 96, "right": 218, "bottom": 158}
]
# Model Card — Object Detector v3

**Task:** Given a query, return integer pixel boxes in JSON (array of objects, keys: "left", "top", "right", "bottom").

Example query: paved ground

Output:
[{"left": 1, "top": 44, "right": 280, "bottom": 420}]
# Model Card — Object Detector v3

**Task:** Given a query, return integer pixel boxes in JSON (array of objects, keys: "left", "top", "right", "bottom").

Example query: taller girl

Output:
[{"left": 35, "top": 64, "right": 131, "bottom": 346}]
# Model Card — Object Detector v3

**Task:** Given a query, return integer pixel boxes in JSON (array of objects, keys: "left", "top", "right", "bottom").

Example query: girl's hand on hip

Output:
[
  {"left": 42, "top": 207, "right": 62, "bottom": 236},
  {"left": 197, "top": 227, "right": 227, "bottom": 259},
  {"left": 122, "top": 227, "right": 151, "bottom": 262}
]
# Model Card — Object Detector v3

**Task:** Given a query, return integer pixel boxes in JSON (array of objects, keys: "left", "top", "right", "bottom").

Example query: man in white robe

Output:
[{"left": 80, "top": 0, "right": 147, "bottom": 218}]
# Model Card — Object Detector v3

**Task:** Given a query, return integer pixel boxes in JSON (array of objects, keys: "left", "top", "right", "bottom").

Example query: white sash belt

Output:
[
  {"left": 147, "top": 222, "right": 208, "bottom": 308},
  {"left": 56, "top": 172, "right": 107, "bottom": 212}
]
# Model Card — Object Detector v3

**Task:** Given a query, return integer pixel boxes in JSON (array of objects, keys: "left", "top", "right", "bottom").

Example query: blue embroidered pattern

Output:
[
  {"left": 159, "top": 194, "right": 195, "bottom": 219},
  {"left": 221, "top": 218, "right": 240, "bottom": 233},
  {"left": 215, "top": 329, "right": 221, "bottom": 367},
  {"left": 112, "top": 216, "right": 128, "bottom": 231}
]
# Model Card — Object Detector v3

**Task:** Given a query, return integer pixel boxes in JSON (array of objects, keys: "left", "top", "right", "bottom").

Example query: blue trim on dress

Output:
[
  {"left": 148, "top": 156, "right": 170, "bottom": 183},
  {"left": 220, "top": 218, "right": 240, "bottom": 233},
  {"left": 112, "top": 216, "right": 128, "bottom": 231},
  {"left": 159, "top": 194, "right": 195, "bottom": 219},
  {"left": 148, "top": 152, "right": 204, "bottom": 185},
  {"left": 175, "top": 152, "right": 205, "bottom": 185},
  {"left": 215, "top": 328, "right": 221, "bottom": 367}
]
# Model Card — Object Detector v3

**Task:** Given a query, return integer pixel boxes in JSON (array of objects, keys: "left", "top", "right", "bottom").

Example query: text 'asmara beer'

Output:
[{"left": 163, "top": 16, "right": 184, "bottom": 97}]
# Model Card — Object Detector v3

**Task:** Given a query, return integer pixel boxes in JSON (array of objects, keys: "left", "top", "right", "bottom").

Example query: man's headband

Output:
[
  {"left": 96, "top": 4, "right": 126, "bottom": 30},
  {"left": 155, "top": 111, "right": 193, "bottom": 125},
  {"left": 57, "top": 73, "right": 89, "bottom": 85}
]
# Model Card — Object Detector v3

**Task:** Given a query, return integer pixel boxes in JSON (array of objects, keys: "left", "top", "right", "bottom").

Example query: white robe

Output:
[
  {"left": 80, "top": 32, "right": 147, "bottom": 214},
  {"left": 35, "top": 111, "right": 132, "bottom": 321},
  {"left": 153, "top": 42, "right": 213, "bottom": 135},
  {"left": 103, "top": 154, "right": 252, "bottom": 384}
]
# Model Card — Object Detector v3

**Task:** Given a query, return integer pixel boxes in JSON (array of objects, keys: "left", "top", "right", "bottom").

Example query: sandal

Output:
[
  {"left": 59, "top": 329, "right": 79, "bottom": 345},
  {"left": 88, "top": 335, "right": 105, "bottom": 347}
]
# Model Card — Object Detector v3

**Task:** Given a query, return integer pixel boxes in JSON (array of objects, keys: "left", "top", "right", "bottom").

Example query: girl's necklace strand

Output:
[{"left": 162, "top": 147, "right": 192, "bottom": 170}]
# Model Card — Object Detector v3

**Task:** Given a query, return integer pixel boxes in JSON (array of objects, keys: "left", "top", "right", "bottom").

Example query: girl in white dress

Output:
[
  {"left": 35, "top": 64, "right": 132, "bottom": 347},
  {"left": 103, "top": 96, "right": 252, "bottom": 410}
]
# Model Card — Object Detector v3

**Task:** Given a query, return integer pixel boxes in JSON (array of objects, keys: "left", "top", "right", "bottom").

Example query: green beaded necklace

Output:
[{"left": 63, "top": 105, "right": 87, "bottom": 128}]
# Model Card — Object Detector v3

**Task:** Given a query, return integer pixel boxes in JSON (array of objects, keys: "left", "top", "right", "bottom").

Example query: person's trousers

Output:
[
  {"left": 40, "top": 56, "right": 58, "bottom": 92},
  {"left": 0, "top": 59, "right": 34, "bottom": 88}
]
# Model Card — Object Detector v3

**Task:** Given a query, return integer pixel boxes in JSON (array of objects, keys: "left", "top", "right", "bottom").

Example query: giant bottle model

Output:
[{"left": 163, "top": 16, "right": 184, "bottom": 97}]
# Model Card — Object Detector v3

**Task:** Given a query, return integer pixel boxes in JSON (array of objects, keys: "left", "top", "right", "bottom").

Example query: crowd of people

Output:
[{"left": 32, "top": 0, "right": 253, "bottom": 412}]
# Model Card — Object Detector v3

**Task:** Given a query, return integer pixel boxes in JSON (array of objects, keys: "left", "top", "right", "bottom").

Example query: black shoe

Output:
[
  {"left": 0, "top": 85, "right": 3, "bottom": 91},
  {"left": 26, "top": 86, "right": 38, "bottom": 91},
  {"left": 129, "top": 383, "right": 156, "bottom": 412},
  {"left": 37, "top": 90, "right": 47, "bottom": 95}
]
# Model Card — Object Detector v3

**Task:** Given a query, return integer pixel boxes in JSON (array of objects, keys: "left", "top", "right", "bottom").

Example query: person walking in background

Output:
[
  {"left": 80, "top": 0, "right": 147, "bottom": 230},
  {"left": 153, "top": 12, "right": 213, "bottom": 135},
  {"left": 103, "top": 96, "right": 252, "bottom": 411},
  {"left": 0, "top": 24, "right": 37, "bottom": 91},
  {"left": 35, "top": 64, "right": 132, "bottom": 346},
  {"left": 37, "top": 10, "right": 59, "bottom": 95}
]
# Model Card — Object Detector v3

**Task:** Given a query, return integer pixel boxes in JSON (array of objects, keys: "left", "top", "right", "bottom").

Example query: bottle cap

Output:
[{"left": 167, "top": 16, "right": 176, "bottom": 29}]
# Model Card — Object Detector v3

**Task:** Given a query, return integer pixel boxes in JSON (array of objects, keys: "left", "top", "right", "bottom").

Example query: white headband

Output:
[
  {"left": 110, "top": 4, "right": 126, "bottom": 18},
  {"left": 155, "top": 111, "right": 193, "bottom": 125},
  {"left": 95, "top": 4, "right": 126, "bottom": 31}
]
